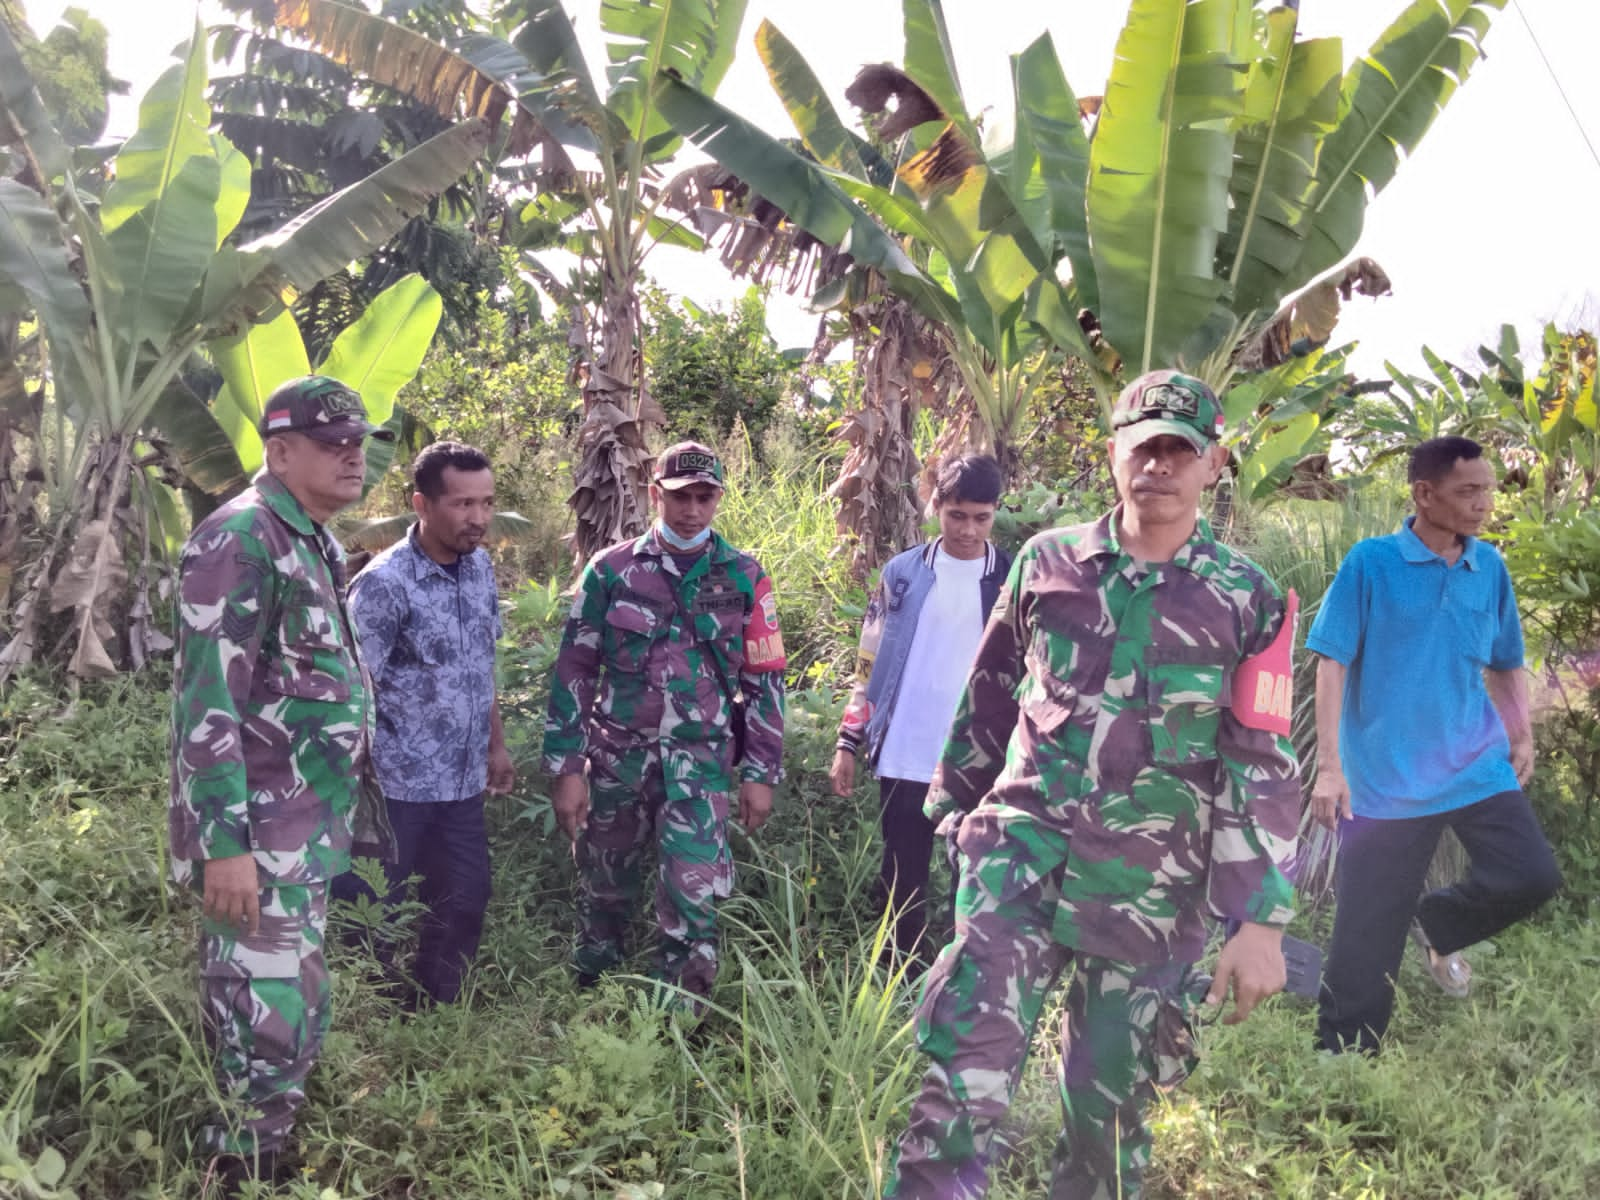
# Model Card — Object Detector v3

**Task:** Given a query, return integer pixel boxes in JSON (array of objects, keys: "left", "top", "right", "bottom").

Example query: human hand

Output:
[
  {"left": 202, "top": 853, "right": 261, "bottom": 936},
  {"left": 1309, "top": 765, "right": 1351, "bottom": 832},
  {"left": 829, "top": 749, "right": 856, "bottom": 797},
  {"left": 1509, "top": 736, "right": 1534, "bottom": 785},
  {"left": 1206, "top": 922, "right": 1286, "bottom": 1025},
  {"left": 487, "top": 741, "right": 517, "bottom": 795},
  {"left": 738, "top": 781, "right": 774, "bottom": 832},
  {"left": 551, "top": 773, "right": 590, "bottom": 843}
]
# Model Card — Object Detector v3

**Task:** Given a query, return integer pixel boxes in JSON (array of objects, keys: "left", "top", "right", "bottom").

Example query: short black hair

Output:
[
  {"left": 413, "top": 440, "right": 491, "bottom": 499},
  {"left": 933, "top": 454, "right": 1003, "bottom": 506},
  {"left": 1408, "top": 436, "right": 1484, "bottom": 485}
]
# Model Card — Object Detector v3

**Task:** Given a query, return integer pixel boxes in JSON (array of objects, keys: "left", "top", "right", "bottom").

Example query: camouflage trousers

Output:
[
  {"left": 197, "top": 881, "right": 331, "bottom": 1157},
  {"left": 574, "top": 740, "right": 735, "bottom": 1008},
  {"left": 885, "top": 859, "right": 1204, "bottom": 1200}
]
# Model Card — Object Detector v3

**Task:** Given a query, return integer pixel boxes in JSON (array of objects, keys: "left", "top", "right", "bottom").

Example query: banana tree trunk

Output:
[
  {"left": 566, "top": 260, "right": 658, "bottom": 565},
  {"left": 828, "top": 299, "right": 951, "bottom": 579},
  {"left": 0, "top": 432, "right": 136, "bottom": 684}
]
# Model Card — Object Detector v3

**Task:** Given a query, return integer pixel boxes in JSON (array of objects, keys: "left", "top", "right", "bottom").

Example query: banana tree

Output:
[
  {"left": 656, "top": 11, "right": 1080, "bottom": 569},
  {"left": 659, "top": 0, "right": 1499, "bottom": 512},
  {"left": 266, "top": 0, "right": 750, "bottom": 563},
  {"left": 0, "top": 17, "right": 488, "bottom": 682}
]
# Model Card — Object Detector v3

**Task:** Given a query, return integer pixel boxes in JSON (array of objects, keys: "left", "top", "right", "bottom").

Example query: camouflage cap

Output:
[
  {"left": 258, "top": 375, "right": 395, "bottom": 444},
  {"left": 1111, "top": 370, "right": 1224, "bottom": 453},
  {"left": 654, "top": 441, "right": 725, "bottom": 491}
]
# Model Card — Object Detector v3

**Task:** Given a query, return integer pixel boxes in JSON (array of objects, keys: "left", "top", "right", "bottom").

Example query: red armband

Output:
[
  {"left": 743, "top": 575, "right": 787, "bottom": 671},
  {"left": 1230, "top": 589, "right": 1298, "bottom": 735}
]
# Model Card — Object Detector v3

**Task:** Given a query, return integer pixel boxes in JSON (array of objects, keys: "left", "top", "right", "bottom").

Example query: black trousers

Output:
[
  {"left": 876, "top": 777, "right": 938, "bottom": 968},
  {"left": 332, "top": 794, "right": 492, "bottom": 1005},
  {"left": 1317, "top": 789, "right": 1561, "bottom": 1054}
]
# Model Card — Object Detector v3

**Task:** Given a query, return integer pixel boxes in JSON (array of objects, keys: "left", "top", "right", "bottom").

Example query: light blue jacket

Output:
[{"left": 836, "top": 537, "right": 1010, "bottom": 764}]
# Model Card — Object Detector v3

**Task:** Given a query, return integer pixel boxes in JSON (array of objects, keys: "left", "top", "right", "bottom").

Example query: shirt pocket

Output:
[
  {"left": 265, "top": 583, "right": 353, "bottom": 703},
  {"left": 1450, "top": 594, "right": 1496, "bottom": 666},
  {"left": 1146, "top": 646, "right": 1226, "bottom": 766},
  {"left": 604, "top": 590, "right": 667, "bottom": 672}
]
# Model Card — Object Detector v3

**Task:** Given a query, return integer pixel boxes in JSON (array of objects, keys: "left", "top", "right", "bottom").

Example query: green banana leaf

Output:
[
  {"left": 755, "top": 19, "right": 886, "bottom": 183},
  {"left": 655, "top": 76, "right": 960, "bottom": 329},
  {"left": 0, "top": 19, "right": 72, "bottom": 186},
  {"left": 1011, "top": 33, "right": 1097, "bottom": 314},
  {"left": 1086, "top": 0, "right": 1249, "bottom": 373},
  {"left": 0, "top": 179, "right": 92, "bottom": 338},
  {"left": 209, "top": 306, "right": 309, "bottom": 475},
  {"left": 901, "top": 0, "right": 973, "bottom": 141},
  {"left": 103, "top": 25, "right": 232, "bottom": 349},
  {"left": 145, "top": 374, "right": 248, "bottom": 499},
  {"left": 602, "top": 0, "right": 749, "bottom": 159},
  {"left": 319, "top": 273, "right": 443, "bottom": 428},
  {"left": 1219, "top": 12, "right": 1342, "bottom": 317},
  {"left": 1297, "top": 0, "right": 1504, "bottom": 281},
  {"left": 194, "top": 119, "right": 491, "bottom": 338}
]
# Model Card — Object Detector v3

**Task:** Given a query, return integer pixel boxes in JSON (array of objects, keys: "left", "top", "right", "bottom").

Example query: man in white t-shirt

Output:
[{"left": 831, "top": 455, "right": 1011, "bottom": 972}]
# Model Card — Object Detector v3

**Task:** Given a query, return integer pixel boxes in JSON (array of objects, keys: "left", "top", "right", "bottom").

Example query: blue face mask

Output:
[{"left": 657, "top": 520, "right": 711, "bottom": 551}]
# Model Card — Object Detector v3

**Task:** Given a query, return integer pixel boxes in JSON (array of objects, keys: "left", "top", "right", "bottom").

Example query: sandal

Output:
[{"left": 1410, "top": 920, "right": 1471, "bottom": 999}]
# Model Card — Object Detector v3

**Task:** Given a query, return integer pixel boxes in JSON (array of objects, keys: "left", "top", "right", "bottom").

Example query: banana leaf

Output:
[
  {"left": 1296, "top": 0, "right": 1504, "bottom": 281},
  {"left": 1086, "top": 0, "right": 1249, "bottom": 372}
]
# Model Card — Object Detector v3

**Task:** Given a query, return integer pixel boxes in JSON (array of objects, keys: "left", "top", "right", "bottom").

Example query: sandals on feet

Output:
[{"left": 1410, "top": 920, "right": 1471, "bottom": 998}]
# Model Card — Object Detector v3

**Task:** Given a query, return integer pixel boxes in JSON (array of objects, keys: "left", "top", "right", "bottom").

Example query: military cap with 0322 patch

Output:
[
  {"left": 258, "top": 375, "right": 395, "bottom": 444},
  {"left": 654, "top": 441, "right": 726, "bottom": 490}
]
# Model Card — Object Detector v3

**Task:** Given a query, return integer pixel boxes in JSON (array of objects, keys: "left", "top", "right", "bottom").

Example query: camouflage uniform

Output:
[
  {"left": 542, "top": 525, "right": 785, "bottom": 1005},
  {"left": 886, "top": 510, "right": 1300, "bottom": 1199},
  {"left": 171, "top": 427, "right": 388, "bottom": 1155}
]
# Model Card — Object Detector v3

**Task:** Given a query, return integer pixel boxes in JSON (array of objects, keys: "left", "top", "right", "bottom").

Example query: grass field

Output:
[{"left": 2, "top": 667, "right": 1596, "bottom": 1200}]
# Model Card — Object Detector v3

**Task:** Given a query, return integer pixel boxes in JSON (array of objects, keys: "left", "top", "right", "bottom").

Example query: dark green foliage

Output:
[{"left": 643, "top": 287, "right": 794, "bottom": 447}]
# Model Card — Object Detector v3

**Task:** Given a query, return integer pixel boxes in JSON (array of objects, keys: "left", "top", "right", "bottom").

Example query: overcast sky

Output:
[{"left": 27, "top": 0, "right": 1600, "bottom": 378}]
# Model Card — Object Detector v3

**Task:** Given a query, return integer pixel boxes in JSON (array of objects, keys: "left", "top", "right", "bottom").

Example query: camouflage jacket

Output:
[
  {"left": 542, "top": 527, "right": 786, "bottom": 785},
  {"left": 351, "top": 527, "right": 502, "bottom": 804},
  {"left": 169, "top": 473, "right": 381, "bottom": 887},
  {"left": 929, "top": 510, "right": 1299, "bottom": 965}
]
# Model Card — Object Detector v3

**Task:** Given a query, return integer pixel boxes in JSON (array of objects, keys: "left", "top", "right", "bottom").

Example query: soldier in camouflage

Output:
[
  {"left": 542, "top": 441, "right": 786, "bottom": 1013},
  {"left": 169, "top": 375, "right": 393, "bottom": 1191},
  {"left": 885, "top": 371, "right": 1302, "bottom": 1200}
]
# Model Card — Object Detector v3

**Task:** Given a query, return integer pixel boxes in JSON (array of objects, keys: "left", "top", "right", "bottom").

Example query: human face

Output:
[
  {"left": 1108, "top": 432, "right": 1224, "bottom": 530},
  {"left": 265, "top": 432, "right": 367, "bottom": 523},
  {"left": 414, "top": 466, "right": 495, "bottom": 563},
  {"left": 652, "top": 480, "right": 723, "bottom": 541},
  {"left": 1414, "top": 455, "right": 1495, "bottom": 540},
  {"left": 935, "top": 496, "right": 996, "bottom": 560}
]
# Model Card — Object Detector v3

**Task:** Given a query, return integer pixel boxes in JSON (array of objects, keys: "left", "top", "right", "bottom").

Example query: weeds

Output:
[{"left": 4, "top": 484, "right": 1598, "bottom": 1198}]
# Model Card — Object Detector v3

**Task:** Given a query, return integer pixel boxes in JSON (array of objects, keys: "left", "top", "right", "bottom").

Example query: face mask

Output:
[{"left": 657, "top": 520, "right": 711, "bottom": 551}]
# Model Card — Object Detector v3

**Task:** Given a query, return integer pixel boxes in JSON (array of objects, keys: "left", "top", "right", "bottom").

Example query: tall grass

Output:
[{"left": 5, "top": 474, "right": 1598, "bottom": 1198}]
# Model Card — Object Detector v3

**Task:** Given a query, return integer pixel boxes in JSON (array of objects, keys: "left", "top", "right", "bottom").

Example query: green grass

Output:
[{"left": 4, "top": 493, "right": 1598, "bottom": 1198}]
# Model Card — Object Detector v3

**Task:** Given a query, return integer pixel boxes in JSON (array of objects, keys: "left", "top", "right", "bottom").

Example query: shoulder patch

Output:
[
  {"left": 1231, "top": 589, "right": 1297, "bottom": 735},
  {"left": 743, "top": 573, "right": 786, "bottom": 671}
]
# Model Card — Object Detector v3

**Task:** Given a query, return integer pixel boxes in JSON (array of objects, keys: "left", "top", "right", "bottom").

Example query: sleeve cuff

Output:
[{"left": 541, "top": 753, "right": 588, "bottom": 777}]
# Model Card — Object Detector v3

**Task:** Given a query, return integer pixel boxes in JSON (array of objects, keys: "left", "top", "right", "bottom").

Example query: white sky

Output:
[{"left": 26, "top": 0, "right": 1600, "bottom": 378}]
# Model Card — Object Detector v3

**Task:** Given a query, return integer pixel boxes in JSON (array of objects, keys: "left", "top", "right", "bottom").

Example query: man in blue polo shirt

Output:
[{"left": 1308, "top": 436, "right": 1561, "bottom": 1054}]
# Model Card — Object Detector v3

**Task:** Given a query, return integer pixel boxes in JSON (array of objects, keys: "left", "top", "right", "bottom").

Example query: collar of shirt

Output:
[
  {"left": 633, "top": 525, "right": 738, "bottom": 569},
  {"left": 1398, "top": 514, "right": 1482, "bottom": 570},
  {"left": 255, "top": 470, "right": 318, "bottom": 537},
  {"left": 920, "top": 536, "right": 999, "bottom": 575},
  {"left": 1068, "top": 506, "right": 1218, "bottom": 576},
  {"left": 403, "top": 523, "right": 484, "bottom": 583}
]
